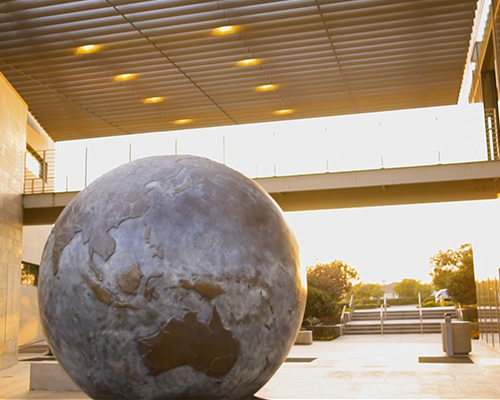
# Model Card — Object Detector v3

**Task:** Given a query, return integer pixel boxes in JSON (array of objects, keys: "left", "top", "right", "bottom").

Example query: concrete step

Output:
[
  {"left": 344, "top": 319, "right": 443, "bottom": 335},
  {"left": 345, "top": 326, "right": 442, "bottom": 335},
  {"left": 352, "top": 308, "right": 456, "bottom": 322}
]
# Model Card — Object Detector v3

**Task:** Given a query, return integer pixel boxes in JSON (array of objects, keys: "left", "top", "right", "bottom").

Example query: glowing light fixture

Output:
[
  {"left": 255, "top": 84, "right": 277, "bottom": 92},
  {"left": 114, "top": 73, "right": 137, "bottom": 82},
  {"left": 174, "top": 119, "right": 193, "bottom": 125},
  {"left": 212, "top": 25, "right": 238, "bottom": 35},
  {"left": 236, "top": 58, "right": 260, "bottom": 67},
  {"left": 143, "top": 97, "right": 164, "bottom": 104},
  {"left": 273, "top": 109, "right": 294, "bottom": 116},
  {"left": 75, "top": 44, "right": 102, "bottom": 55}
]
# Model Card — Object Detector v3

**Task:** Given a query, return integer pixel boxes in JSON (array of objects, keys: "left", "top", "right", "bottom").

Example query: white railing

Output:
[
  {"left": 380, "top": 304, "right": 385, "bottom": 335},
  {"left": 340, "top": 305, "right": 347, "bottom": 336},
  {"left": 418, "top": 292, "right": 423, "bottom": 335}
]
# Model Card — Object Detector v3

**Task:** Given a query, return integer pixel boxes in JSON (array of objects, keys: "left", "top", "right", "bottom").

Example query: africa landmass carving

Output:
[{"left": 137, "top": 306, "right": 240, "bottom": 377}]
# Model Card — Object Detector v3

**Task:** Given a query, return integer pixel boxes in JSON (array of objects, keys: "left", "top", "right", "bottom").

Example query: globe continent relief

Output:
[{"left": 38, "top": 155, "right": 307, "bottom": 399}]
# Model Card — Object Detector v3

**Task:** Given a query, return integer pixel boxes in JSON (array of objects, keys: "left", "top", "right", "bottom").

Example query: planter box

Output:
[
  {"left": 441, "top": 321, "right": 471, "bottom": 355},
  {"left": 294, "top": 330, "right": 313, "bottom": 345}
]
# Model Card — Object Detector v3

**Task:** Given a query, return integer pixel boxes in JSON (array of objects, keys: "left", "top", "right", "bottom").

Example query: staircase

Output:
[{"left": 344, "top": 306, "right": 456, "bottom": 335}]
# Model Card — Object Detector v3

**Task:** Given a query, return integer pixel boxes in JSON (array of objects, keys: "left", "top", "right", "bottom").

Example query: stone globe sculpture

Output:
[{"left": 38, "top": 155, "right": 306, "bottom": 399}]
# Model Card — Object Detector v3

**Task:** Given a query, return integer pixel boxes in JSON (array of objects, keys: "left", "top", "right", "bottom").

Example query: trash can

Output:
[{"left": 441, "top": 314, "right": 471, "bottom": 355}]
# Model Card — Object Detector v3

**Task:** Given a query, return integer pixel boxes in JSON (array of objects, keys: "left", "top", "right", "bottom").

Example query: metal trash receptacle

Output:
[{"left": 441, "top": 314, "right": 471, "bottom": 355}]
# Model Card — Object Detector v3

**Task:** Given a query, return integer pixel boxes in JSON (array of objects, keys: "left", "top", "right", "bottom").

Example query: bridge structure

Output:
[{"left": 23, "top": 160, "right": 500, "bottom": 225}]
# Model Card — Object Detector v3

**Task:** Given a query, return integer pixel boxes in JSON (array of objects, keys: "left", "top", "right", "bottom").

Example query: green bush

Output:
[
  {"left": 420, "top": 299, "right": 454, "bottom": 308},
  {"left": 355, "top": 303, "right": 380, "bottom": 309},
  {"left": 387, "top": 297, "right": 418, "bottom": 306},
  {"left": 421, "top": 300, "right": 439, "bottom": 308},
  {"left": 304, "top": 286, "right": 337, "bottom": 320}
]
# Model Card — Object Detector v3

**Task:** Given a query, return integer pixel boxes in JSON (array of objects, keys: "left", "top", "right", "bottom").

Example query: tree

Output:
[
  {"left": 304, "top": 260, "right": 359, "bottom": 321},
  {"left": 430, "top": 243, "right": 476, "bottom": 305},
  {"left": 351, "top": 283, "right": 384, "bottom": 302},
  {"left": 306, "top": 260, "right": 359, "bottom": 302},
  {"left": 393, "top": 279, "right": 433, "bottom": 300}
]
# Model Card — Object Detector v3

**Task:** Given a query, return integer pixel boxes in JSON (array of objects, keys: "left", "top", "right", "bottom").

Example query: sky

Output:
[{"left": 54, "top": 103, "right": 492, "bottom": 285}]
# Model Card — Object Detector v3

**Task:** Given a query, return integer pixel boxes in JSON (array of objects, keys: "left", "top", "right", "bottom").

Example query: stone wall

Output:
[{"left": 0, "top": 72, "right": 27, "bottom": 369}]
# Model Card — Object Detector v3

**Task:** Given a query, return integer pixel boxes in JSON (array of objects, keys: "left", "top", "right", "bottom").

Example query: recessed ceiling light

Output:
[
  {"left": 236, "top": 58, "right": 260, "bottom": 67},
  {"left": 212, "top": 25, "right": 239, "bottom": 35},
  {"left": 75, "top": 44, "right": 102, "bottom": 55},
  {"left": 143, "top": 97, "right": 164, "bottom": 104},
  {"left": 273, "top": 109, "right": 294, "bottom": 116},
  {"left": 114, "top": 73, "right": 137, "bottom": 82},
  {"left": 255, "top": 84, "right": 277, "bottom": 92},
  {"left": 174, "top": 119, "right": 193, "bottom": 125}
]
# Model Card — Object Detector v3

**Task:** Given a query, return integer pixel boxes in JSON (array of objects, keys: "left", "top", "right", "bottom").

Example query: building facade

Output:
[{"left": 0, "top": 72, "right": 27, "bottom": 369}]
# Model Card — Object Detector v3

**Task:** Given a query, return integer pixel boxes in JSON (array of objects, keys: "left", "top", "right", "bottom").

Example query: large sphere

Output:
[{"left": 38, "top": 155, "right": 306, "bottom": 399}]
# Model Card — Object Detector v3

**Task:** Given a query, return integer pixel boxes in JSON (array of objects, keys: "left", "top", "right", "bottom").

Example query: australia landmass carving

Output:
[{"left": 137, "top": 306, "right": 240, "bottom": 377}]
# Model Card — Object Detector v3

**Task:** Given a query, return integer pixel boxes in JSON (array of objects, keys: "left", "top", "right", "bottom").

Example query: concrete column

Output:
[{"left": 0, "top": 72, "right": 27, "bottom": 369}]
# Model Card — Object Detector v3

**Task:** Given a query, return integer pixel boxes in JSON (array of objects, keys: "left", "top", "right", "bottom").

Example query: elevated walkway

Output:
[
  {"left": 23, "top": 161, "right": 500, "bottom": 224},
  {"left": 345, "top": 306, "right": 456, "bottom": 335}
]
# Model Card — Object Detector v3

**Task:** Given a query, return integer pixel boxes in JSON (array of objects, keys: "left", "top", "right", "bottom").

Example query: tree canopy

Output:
[
  {"left": 393, "top": 278, "right": 433, "bottom": 299},
  {"left": 430, "top": 243, "right": 476, "bottom": 305},
  {"left": 304, "top": 260, "right": 359, "bottom": 321},
  {"left": 306, "top": 260, "right": 359, "bottom": 302},
  {"left": 351, "top": 282, "right": 384, "bottom": 302}
]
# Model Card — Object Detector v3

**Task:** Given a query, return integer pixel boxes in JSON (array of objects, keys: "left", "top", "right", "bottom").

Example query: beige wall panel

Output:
[
  {"left": 18, "top": 286, "right": 44, "bottom": 346},
  {"left": 22, "top": 225, "right": 52, "bottom": 265},
  {"left": 26, "top": 123, "right": 54, "bottom": 151},
  {"left": 0, "top": 71, "right": 27, "bottom": 370}
]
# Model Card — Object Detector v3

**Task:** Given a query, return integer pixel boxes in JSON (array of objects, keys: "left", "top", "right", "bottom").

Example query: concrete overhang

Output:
[
  {"left": 23, "top": 161, "right": 500, "bottom": 225},
  {"left": 254, "top": 161, "right": 500, "bottom": 211},
  {"left": 23, "top": 192, "right": 79, "bottom": 226}
]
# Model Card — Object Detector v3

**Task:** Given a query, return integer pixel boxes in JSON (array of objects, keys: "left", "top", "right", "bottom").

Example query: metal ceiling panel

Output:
[{"left": 0, "top": 0, "right": 477, "bottom": 141}]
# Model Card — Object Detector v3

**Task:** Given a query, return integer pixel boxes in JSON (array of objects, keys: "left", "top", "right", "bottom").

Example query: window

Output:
[
  {"left": 25, "top": 145, "right": 47, "bottom": 181},
  {"left": 21, "top": 261, "right": 39, "bottom": 286}
]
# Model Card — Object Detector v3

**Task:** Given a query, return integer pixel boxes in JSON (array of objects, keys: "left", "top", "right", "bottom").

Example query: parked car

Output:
[{"left": 435, "top": 289, "right": 450, "bottom": 303}]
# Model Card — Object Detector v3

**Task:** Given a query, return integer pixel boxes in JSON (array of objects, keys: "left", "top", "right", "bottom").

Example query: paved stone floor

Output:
[{"left": 2, "top": 334, "right": 500, "bottom": 399}]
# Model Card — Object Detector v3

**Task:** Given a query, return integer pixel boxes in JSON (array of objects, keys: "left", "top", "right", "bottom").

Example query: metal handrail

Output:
[
  {"left": 456, "top": 303, "right": 464, "bottom": 321},
  {"left": 24, "top": 148, "right": 55, "bottom": 194},
  {"left": 383, "top": 293, "right": 387, "bottom": 320},
  {"left": 340, "top": 305, "right": 347, "bottom": 336},
  {"left": 380, "top": 304, "right": 384, "bottom": 335},
  {"left": 418, "top": 292, "right": 423, "bottom": 334},
  {"left": 349, "top": 294, "right": 355, "bottom": 313}
]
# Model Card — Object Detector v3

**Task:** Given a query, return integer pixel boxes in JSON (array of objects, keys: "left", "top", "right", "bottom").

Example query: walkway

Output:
[
  {"left": 23, "top": 160, "right": 500, "bottom": 224},
  {"left": 2, "top": 334, "right": 500, "bottom": 399}
]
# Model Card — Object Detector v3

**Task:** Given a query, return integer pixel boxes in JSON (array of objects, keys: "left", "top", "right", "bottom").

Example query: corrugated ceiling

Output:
[{"left": 0, "top": 0, "right": 478, "bottom": 141}]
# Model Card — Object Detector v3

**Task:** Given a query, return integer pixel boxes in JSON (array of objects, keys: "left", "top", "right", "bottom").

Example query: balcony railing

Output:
[{"left": 24, "top": 148, "right": 55, "bottom": 194}]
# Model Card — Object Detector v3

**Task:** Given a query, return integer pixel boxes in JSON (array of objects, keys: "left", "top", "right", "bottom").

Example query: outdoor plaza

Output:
[{"left": 2, "top": 333, "right": 500, "bottom": 400}]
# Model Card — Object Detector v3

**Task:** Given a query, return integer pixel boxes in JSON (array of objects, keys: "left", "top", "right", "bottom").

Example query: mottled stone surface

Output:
[{"left": 38, "top": 155, "right": 306, "bottom": 399}]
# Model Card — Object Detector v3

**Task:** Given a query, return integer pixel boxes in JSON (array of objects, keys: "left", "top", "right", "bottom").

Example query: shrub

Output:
[
  {"left": 355, "top": 303, "right": 380, "bottom": 309},
  {"left": 304, "top": 286, "right": 336, "bottom": 321},
  {"left": 387, "top": 297, "right": 418, "bottom": 306}
]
